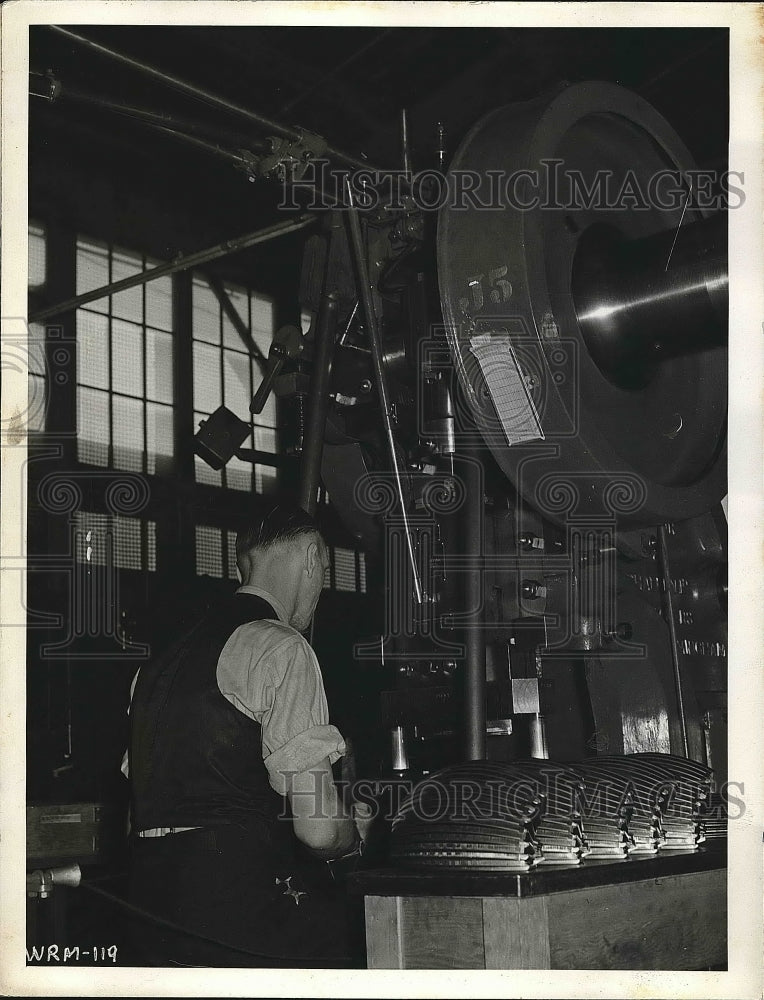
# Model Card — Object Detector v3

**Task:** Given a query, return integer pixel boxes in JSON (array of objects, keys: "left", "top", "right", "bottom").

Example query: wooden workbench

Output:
[{"left": 349, "top": 845, "right": 727, "bottom": 970}]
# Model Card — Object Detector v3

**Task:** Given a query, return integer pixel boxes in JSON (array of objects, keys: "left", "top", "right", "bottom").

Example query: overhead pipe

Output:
[
  {"left": 47, "top": 26, "right": 380, "bottom": 174},
  {"left": 30, "top": 214, "right": 317, "bottom": 324}
]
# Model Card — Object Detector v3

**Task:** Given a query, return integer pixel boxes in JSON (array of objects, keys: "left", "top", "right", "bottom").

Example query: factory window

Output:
[
  {"left": 73, "top": 510, "right": 157, "bottom": 572},
  {"left": 27, "top": 323, "right": 47, "bottom": 435},
  {"left": 192, "top": 275, "right": 277, "bottom": 494},
  {"left": 29, "top": 222, "right": 46, "bottom": 289},
  {"left": 195, "top": 524, "right": 239, "bottom": 580},
  {"left": 193, "top": 529, "right": 366, "bottom": 592},
  {"left": 75, "top": 239, "right": 174, "bottom": 476},
  {"left": 325, "top": 547, "right": 367, "bottom": 593},
  {"left": 28, "top": 224, "right": 48, "bottom": 434}
]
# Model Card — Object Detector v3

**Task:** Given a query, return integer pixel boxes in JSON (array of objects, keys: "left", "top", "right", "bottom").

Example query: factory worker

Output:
[{"left": 126, "top": 504, "right": 369, "bottom": 967}]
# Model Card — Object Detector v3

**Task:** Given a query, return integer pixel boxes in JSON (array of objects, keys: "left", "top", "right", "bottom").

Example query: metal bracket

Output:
[{"left": 238, "top": 129, "right": 329, "bottom": 182}]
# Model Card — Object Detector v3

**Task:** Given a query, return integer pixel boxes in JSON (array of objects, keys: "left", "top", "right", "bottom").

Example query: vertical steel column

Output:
[
  {"left": 168, "top": 271, "right": 196, "bottom": 580},
  {"left": 298, "top": 291, "right": 338, "bottom": 516},
  {"left": 463, "top": 446, "right": 486, "bottom": 760}
]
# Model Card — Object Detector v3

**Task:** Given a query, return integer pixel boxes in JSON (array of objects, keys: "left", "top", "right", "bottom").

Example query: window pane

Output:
[
  {"left": 28, "top": 374, "right": 46, "bottom": 433},
  {"left": 76, "top": 311, "right": 109, "bottom": 389},
  {"left": 111, "top": 250, "right": 144, "bottom": 323},
  {"left": 112, "top": 395, "right": 144, "bottom": 471},
  {"left": 146, "top": 328, "right": 173, "bottom": 404},
  {"left": 223, "top": 348, "right": 251, "bottom": 414},
  {"left": 28, "top": 322, "right": 46, "bottom": 376},
  {"left": 29, "top": 224, "right": 46, "bottom": 288},
  {"left": 74, "top": 511, "right": 156, "bottom": 572},
  {"left": 194, "top": 451, "right": 222, "bottom": 487},
  {"left": 359, "top": 552, "right": 367, "bottom": 594},
  {"left": 196, "top": 525, "right": 223, "bottom": 577},
  {"left": 76, "top": 239, "right": 109, "bottom": 314},
  {"left": 192, "top": 278, "right": 221, "bottom": 344},
  {"left": 113, "top": 515, "right": 142, "bottom": 570},
  {"left": 112, "top": 320, "right": 144, "bottom": 398},
  {"left": 227, "top": 531, "right": 238, "bottom": 581},
  {"left": 193, "top": 341, "right": 221, "bottom": 413},
  {"left": 147, "top": 521, "right": 157, "bottom": 572},
  {"left": 250, "top": 294, "right": 274, "bottom": 357},
  {"left": 77, "top": 387, "right": 109, "bottom": 466},
  {"left": 254, "top": 425, "right": 277, "bottom": 453},
  {"left": 255, "top": 465, "right": 278, "bottom": 495},
  {"left": 225, "top": 455, "right": 252, "bottom": 492},
  {"left": 222, "top": 285, "right": 250, "bottom": 351},
  {"left": 146, "top": 274, "right": 172, "bottom": 332},
  {"left": 334, "top": 548, "right": 357, "bottom": 592},
  {"left": 147, "top": 402, "right": 173, "bottom": 476}
]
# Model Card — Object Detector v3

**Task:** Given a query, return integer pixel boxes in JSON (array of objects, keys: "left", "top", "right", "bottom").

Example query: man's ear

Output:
[{"left": 305, "top": 539, "right": 319, "bottom": 577}]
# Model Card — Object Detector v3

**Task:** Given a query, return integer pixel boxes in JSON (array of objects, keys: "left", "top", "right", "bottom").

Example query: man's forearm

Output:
[
  {"left": 302, "top": 811, "right": 360, "bottom": 861},
  {"left": 287, "top": 758, "right": 362, "bottom": 859}
]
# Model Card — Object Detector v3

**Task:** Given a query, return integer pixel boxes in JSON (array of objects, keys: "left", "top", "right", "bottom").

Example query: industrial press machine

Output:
[
  {"left": 28, "top": 30, "right": 729, "bottom": 968},
  {"left": 287, "top": 81, "right": 729, "bottom": 782}
]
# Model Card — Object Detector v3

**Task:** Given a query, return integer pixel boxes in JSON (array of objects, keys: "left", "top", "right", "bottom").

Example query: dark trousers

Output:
[{"left": 127, "top": 825, "right": 359, "bottom": 968}]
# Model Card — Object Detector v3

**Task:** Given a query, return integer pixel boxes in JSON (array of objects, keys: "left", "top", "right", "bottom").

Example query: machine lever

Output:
[{"left": 250, "top": 324, "right": 303, "bottom": 414}]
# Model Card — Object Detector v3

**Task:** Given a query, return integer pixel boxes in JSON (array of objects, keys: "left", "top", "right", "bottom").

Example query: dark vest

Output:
[{"left": 129, "top": 593, "right": 285, "bottom": 833}]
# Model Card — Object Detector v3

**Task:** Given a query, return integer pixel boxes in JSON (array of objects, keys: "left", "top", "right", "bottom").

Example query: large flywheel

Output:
[{"left": 437, "top": 82, "right": 727, "bottom": 527}]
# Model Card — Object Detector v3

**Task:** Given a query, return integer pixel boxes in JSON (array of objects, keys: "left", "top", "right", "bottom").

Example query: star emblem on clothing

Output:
[{"left": 275, "top": 874, "right": 307, "bottom": 906}]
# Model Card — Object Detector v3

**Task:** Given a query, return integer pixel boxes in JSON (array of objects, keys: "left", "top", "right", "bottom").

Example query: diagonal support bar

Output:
[{"left": 204, "top": 271, "right": 267, "bottom": 372}]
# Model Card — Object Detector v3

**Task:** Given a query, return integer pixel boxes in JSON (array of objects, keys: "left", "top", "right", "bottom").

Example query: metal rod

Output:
[
  {"left": 343, "top": 177, "right": 423, "bottom": 604},
  {"left": 299, "top": 292, "right": 339, "bottom": 515},
  {"left": 57, "top": 83, "right": 269, "bottom": 157},
  {"left": 463, "top": 444, "right": 486, "bottom": 760},
  {"left": 234, "top": 448, "right": 286, "bottom": 468},
  {"left": 47, "top": 26, "right": 378, "bottom": 173},
  {"left": 401, "top": 108, "right": 412, "bottom": 176},
  {"left": 205, "top": 271, "right": 267, "bottom": 370},
  {"left": 657, "top": 524, "right": 690, "bottom": 756},
  {"left": 141, "top": 119, "right": 250, "bottom": 165},
  {"left": 30, "top": 214, "right": 316, "bottom": 323}
]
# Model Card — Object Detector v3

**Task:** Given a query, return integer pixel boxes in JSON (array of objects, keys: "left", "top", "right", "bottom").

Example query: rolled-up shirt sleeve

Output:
[{"left": 217, "top": 621, "right": 346, "bottom": 796}]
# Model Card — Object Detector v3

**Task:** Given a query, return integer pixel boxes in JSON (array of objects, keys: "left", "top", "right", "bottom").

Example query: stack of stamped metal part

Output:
[
  {"left": 700, "top": 790, "right": 729, "bottom": 841},
  {"left": 510, "top": 759, "right": 588, "bottom": 866},
  {"left": 572, "top": 757, "right": 646, "bottom": 859},
  {"left": 629, "top": 752, "right": 713, "bottom": 850},
  {"left": 390, "top": 760, "right": 587, "bottom": 870},
  {"left": 563, "top": 753, "right": 713, "bottom": 856},
  {"left": 390, "top": 753, "right": 716, "bottom": 872},
  {"left": 390, "top": 761, "right": 543, "bottom": 870}
]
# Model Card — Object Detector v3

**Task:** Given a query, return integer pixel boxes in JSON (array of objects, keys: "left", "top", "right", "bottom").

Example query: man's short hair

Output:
[{"left": 235, "top": 503, "right": 323, "bottom": 561}]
